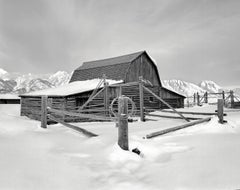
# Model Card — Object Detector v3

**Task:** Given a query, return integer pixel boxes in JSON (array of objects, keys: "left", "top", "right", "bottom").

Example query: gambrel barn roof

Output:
[{"left": 70, "top": 51, "right": 161, "bottom": 86}]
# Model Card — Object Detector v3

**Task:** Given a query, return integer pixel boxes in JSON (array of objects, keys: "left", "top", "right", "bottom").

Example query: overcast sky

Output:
[{"left": 0, "top": 0, "right": 239, "bottom": 86}]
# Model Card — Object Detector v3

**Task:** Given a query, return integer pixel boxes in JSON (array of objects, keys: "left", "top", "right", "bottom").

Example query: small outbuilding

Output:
[
  {"left": 20, "top": 51, "right": 185, "bottom": 122},
  {"left": 0, "top": 94, "right": 20, "bottom": 104}
]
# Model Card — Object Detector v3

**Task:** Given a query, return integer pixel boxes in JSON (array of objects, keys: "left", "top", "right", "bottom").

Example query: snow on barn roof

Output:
[
  {"left": 20, "top": 79, "right": 123, "bottom": 97},
  {"left": 0, "top": 94, "right": 20, "bottom": 99}
]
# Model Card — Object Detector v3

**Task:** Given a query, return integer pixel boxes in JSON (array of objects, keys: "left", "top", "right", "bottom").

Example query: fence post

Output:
[
  {"left": 222, "top": 91, "right": 225, "bottom": 106},
  {"left": 204, "top": 92, "right": 208, "bottom": 103},
  {"left": 118, "top": 96, "right": 129, "bottom": 151},
  {"left": 139, "top": 76, "right": 145, "bottom": 121},
  {"left": 193, "top": 93, "right": 196, "bottom": 105},
  {"left": 104, "top": 81, "right": 109, "bottom": 116},
  {"left": 230, "top": 90, "right": 234, "bottom": 108},
  {"left": 197, "top": 92, "right": 200, "bottom": 106},
  {"left": 217, "top": 99, "right": 224, "bottom": 124},
  {"left": 119, "top": 86, "right": 122, "bottom": 96},
  {"left": 41, "top": 95, "right": 48, "bottom": 128}
]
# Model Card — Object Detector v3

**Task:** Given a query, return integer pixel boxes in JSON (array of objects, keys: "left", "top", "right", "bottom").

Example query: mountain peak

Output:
[{"left": 199, "top": 80, "right": 222, "bottom": 93}]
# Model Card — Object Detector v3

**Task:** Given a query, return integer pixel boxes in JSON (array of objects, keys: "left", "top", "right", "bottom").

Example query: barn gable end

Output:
[{"left": 125, "top": 52, "right": 161, "bottom": 86}]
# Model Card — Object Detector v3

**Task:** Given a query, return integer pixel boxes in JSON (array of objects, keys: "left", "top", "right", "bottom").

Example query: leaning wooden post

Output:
[
  {"left": 204, "top": 92, "right": 208, "bottom": 103},
  {"left": 217, "top": 99, "right": 224, "bottom": 124},
  {"left": 139, "top": 76, "right": 145, "bottom": 121},
  {"left": 118, "top": 96, "right": 129, "bottom": 151},
  {"left": 230, "top": 90, "right": 234, "bottom": 108},
  {"left": 197, "top": 92, "right": 200, "bottom": 106},
  {"left": 41, "top": 95, "right": 48, "bottom": 128}
]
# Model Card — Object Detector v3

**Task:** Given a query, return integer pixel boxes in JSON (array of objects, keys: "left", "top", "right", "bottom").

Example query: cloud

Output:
[{"left": 0, "top": 0, "right": 239, "bottom": 85}]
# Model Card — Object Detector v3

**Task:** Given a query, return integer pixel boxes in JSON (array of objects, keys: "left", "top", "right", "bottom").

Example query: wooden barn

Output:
[{"left": 20, "top": 51, "right": 185, "bottom": 122}]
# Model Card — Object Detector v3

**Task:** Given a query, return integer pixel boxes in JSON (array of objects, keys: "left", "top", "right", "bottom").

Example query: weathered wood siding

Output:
[
  {"left": 125, "top": 53, "right": 161, "bottom": 86},
  {"left": 21, "top": 96, "right": 43, "bottom": 121},
  {"left": 159, "top": 87, "right": 184, "bottom": 108}
]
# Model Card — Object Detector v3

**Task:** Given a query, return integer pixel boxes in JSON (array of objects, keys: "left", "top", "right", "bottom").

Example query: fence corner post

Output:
[
  {"left": 118, "top": 96, "right": 129, "bottom": 151},
  {"left": 217, "top": 99, "right": 224, "bottom": 124},
  {"left": 41, "top": 95, "right": 48, "bottom": 128}
]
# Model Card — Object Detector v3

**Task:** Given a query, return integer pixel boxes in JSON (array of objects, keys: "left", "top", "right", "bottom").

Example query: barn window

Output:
[
  {"left": 149, "top": 97, "right": 154, "bottom": 103},
  {"left": 76, "top": 97, "right": 89, "bottom": 107}
]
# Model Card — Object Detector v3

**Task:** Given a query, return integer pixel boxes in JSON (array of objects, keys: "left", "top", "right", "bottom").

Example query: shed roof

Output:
[
  {"left": 20, "top": 79, "right": 122, "bottom": 97},
  {"left": 0, "top": 94, "right": 20, "bottom": 99}
]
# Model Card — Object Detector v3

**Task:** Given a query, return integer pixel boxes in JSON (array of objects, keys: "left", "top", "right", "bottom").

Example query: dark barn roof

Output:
[{"left": 70, "top": 51, "right": 158, "bottom": 82}]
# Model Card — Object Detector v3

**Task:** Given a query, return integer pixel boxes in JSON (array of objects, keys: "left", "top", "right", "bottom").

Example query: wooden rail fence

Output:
[{"left": 186, "top": 90, "right": 240, "bottom": 108}]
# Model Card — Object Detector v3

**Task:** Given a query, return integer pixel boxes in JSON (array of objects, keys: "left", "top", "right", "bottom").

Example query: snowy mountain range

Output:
[
  {"left": 162, "top": 79, "right": 224, "bottom": 96},
  {"left": 0, "top": 68, "right": 71, "bottom": 94},
  {"left": 0, "top": 68, "right": 239, "bottom": 97}
]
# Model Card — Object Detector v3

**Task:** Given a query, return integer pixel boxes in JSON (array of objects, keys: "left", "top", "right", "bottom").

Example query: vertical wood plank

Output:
[{"left": 41, "top": 95, "right": 48, "bottom": 128}]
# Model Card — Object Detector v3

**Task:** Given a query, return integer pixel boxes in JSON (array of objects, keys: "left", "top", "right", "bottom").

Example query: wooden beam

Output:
[
  {"left": 48, "top": 115, "right": 98, "bottom": 137},
  {"left": 145, "top": 113, "right": 202, "bottom": 120},
  {"left": 158, "top": 109, "right": 226, "bottom": 116},
  {"left": 142, "top": 86, "right": 190, "bottom": 122},
  {"left": 146, "top": 117, "right": 212, "bottom": 139},
  {"left": 109, "top": 81, "right": 139, "bottom": 87},
  {"left": 48, "top": 108, "right": 114, "bottom": 121}
]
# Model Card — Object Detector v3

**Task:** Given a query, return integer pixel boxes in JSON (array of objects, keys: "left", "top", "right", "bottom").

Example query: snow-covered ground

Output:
[{"left": 0, "top": 104, "right": 240, "bottom": 190}]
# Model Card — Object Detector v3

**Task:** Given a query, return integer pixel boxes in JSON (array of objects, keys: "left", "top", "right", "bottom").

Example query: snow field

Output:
[{"left": 0, "top": 104, "right": 240, "bottom": 189}]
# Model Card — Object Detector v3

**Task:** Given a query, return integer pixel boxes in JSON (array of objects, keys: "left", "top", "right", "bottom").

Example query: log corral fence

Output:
[
  {"left": 186, "top": 90, "right": 240, "bottom": 108},
  {"left": 39, "top": 76, "right": 230, "bottom": 145}
]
